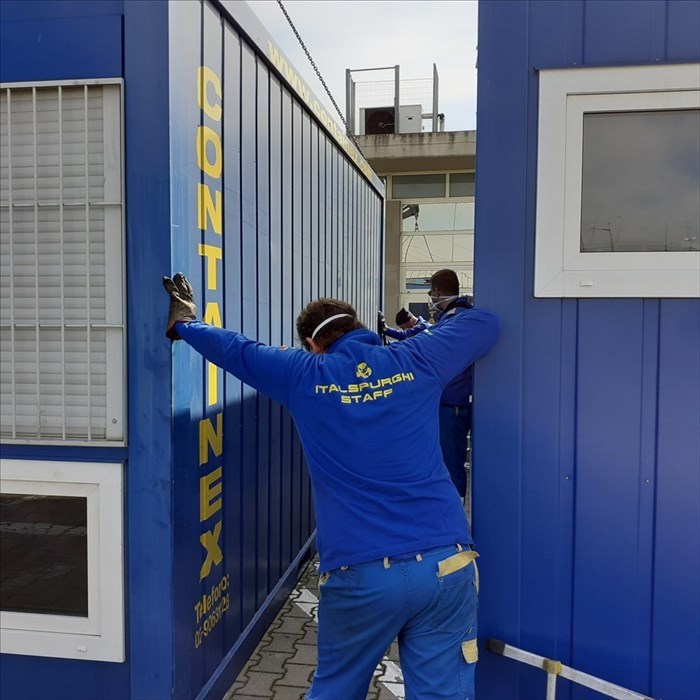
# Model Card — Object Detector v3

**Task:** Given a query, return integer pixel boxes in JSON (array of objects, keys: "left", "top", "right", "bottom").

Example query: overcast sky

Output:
[{"left": 246, "top": 0, "right": 479, "bottom": 132}]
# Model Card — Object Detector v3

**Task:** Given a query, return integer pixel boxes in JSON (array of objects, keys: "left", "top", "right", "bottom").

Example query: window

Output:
[
  {"left": 392, "top": 173, "right": 446, "bottom": 199},
  {"left": 0, "top": 459, "right": 124, "bottom": 662},
  {"left": 535, "top": 64, "right": 700, "bottom": 297},
  {"left": 0, "top": 81, "right": 125, "bottom": 442},
  {"left": 401, "top": 202, "right": 474, "bottom": 233},
  {"left": 580, "top": 110, "right": 699, "bottom": 253},
  {"left": 449, "top": 172, "right": 475, "bottom": 197}
]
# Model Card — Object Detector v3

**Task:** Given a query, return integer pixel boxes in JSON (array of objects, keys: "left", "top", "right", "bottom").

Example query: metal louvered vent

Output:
[{"left": 0, "top": 81, "right": 125, "bottom": 444}]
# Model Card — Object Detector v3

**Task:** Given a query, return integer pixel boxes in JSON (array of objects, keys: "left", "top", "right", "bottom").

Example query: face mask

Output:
[{"left": 428, "top": 294, "right": 458, "bottom": 313}]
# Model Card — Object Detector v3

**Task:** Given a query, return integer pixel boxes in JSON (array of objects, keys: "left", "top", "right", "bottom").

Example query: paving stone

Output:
[
  {"left": 274, "top": 662, "right": 315, "bottom": 688},
  {"left": 235, "top": 671, "right": 284, "bottom": 697},
  {"left": 264, "top": 685, "right": 306, "bottom": 700},
  {"left": 275, "top": 614, "right": 309, "bottom": 635},
  {"left": 298, "top": 624, "right": 317, "bottom": 646},
  {"left": 262, "top": 632, "right": 304, "bottom": 654},
  {"left": 286, "top": 643, "right": 317, "bottom": 666},
  {"left": 249, "top": 650, "right": 295, "bottom": 674}
]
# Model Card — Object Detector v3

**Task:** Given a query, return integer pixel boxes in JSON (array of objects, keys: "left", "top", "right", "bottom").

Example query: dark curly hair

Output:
[{"left": 296, "top": 298, "right": 365, "bottom": 351}]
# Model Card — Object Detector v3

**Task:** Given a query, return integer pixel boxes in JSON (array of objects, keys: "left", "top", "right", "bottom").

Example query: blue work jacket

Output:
[
  {"left": 384, "top": 316, "right": 431, "bottom": 341},
  {"left": 433, "top": 296, "right": 475, "bottom": 406},
  {"left": 177, "top": 309, "right": 499, "bottom": 572}
]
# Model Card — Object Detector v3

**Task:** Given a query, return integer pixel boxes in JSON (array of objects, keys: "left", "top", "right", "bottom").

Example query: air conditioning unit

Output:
[
  {"left": 360, "top": 106, "right": 396, "bottom": 135},
  {"left": 398, "top": 104, "right": 423, "bottom": 133},
  {"left": 359, "top": 105, "right": 424, "bottom": 135}
]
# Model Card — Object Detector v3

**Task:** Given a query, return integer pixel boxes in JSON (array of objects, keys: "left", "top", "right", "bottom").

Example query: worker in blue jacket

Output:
[
  {"left": 382, "top": 307, "right": 432, "bottom": 341},
  {"left": 428, "top": 269, "right": 477, "bottom": 501},
  {"left": 164, "top": 273, "right": 499, "bottom": 700}
]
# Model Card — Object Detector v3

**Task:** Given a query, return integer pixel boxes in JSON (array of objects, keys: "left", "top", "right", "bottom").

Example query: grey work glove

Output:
[{"left": 163, "top": 273, "right": 197, "bottom": 340}]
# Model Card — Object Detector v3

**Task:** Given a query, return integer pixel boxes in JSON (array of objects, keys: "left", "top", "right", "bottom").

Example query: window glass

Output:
[
  {"left": 402, "top": 203, "right": 475, "bottom": 233},
  {"left": 392, "top": 174, "right": 446, "bottom": 199},
  {"left": 402, "top": 233, "right": 473, "bottom": 263},
  {"left": 404, "top": 269, "right": 472, "bottom": 292},
  {"left": 449, "top": 172, "right": 475, "bottom": 197},
  {"left": 581, "top": 109, "right": 700, "bottom": 252},
  {"left": 0, "top": 494, "right": 88, "bottom": 616}
]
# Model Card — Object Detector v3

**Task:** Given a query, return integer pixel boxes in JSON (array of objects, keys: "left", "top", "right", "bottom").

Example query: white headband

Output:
[{"left": 311, "top": 313, "right": 352, "bottom": 339}]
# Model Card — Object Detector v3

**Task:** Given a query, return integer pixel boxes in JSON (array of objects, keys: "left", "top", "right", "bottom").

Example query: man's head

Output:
[
  {"left": 297, "top": 298, "right": 365, "bottom": 353},
  {"left": 395, "top": 307, "right": 417, "bottom": 330},
  {"left": 429, "top": 269, "right": 460, "bottom": 298},
  {"left": 428, "top": 268, "right": 460, "bottom": 311}
]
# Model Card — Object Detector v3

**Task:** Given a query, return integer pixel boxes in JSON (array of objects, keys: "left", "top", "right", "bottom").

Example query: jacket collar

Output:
[{"left": 327, "top": 328, "right": 382, "bottom": 353}]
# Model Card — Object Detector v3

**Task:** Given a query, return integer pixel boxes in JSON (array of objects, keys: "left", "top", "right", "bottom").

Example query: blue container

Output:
[
  {"left": 474, "top": 2, "right": 699, "bottom": 699},
  {"left": 0, "top": 2, "right": 384, "bottom": 699}
]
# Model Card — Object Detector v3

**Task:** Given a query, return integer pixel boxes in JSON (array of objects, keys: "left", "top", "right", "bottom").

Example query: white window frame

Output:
[
  {"left": 0, "top": 79, "right": 126, "bottom": 445},
  {"left": 0, "top": 459, "right": 124, "bottom": 662},
  {"left": 535, "top": 63, "right": 700, "bottom": 298}
]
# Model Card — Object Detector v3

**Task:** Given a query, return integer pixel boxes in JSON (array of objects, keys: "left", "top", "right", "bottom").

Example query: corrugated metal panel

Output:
[
  {"left": 0, "top": 1, "right": 383, "bottom": 699},
  {"left": 475, "top": 2, "right": 699, "bottom": 700},
  {"left": 168, "top": 1, "right": 384, "bottom": 696}
]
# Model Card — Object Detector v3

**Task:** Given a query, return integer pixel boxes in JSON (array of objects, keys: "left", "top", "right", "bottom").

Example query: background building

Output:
[{"left": 349, "top": 65, "right": 476, "bottom": 322}]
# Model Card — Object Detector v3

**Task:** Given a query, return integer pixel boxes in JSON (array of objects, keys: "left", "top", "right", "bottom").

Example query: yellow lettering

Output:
[
  {"left": 372, "top": 390, "right": 384, "bottom": 400},
  {"left": 199, "top": 413, "right": 223, "bottom": 466},
  {"left": 341, "top": 395, "right": 351, "bottom": 404},
  {"left": 381, "top": 377, "right": 392, "bottom": 387},
  {"left": 315, "top": 385, "right": 328, "bottom": 394},
  {"left": 203, "top": 302, "right": 222, "bottom": 328},
  {"left": 401, "top": 373, "right": 413, "bottom": 382},
  {"left": 200, "top": 467, "right": 223, "bottom": 521},
  {"left": 198, "top": 184, "right": 222, "bottom": 234},
  {"left": 199, "top": 521, "right": 223, "bottom": 580},
  {"left": 392, "top": 373, "right": 402, "bottom": 384},
  {"left": 208, "top": 363, "right": 218, "bottom": 406},
  {"left": 383, "top": 388, "right": 393, "bottom": 398},
  {"left": 197, "top": 125, "right": 222, "bottom": 178},
  {"left": 198, "top": 244, "right": 222, "bottom": 290},
  {"left": 329, "top": 384, "right": 339, "bottom": 393},
  {"left": 362, "top": 393, "right": 374, "bottom": 402},
  {"left": 358, "top": 382, "right": 370, "bottom": 392},
  {"left": 348, "top": 384, "right": 359, "bottom": 393},
  {"left": 198, "top": 66, "right": 222, "bottom": 121}
]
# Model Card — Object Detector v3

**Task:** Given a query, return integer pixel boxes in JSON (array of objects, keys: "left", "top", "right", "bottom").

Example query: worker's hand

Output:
[
  {"left": 377, "top": 311, "right": 388, "bottom": 336},
  {"left": 163, "top": 273, "right": 197, "bottom": 340}
]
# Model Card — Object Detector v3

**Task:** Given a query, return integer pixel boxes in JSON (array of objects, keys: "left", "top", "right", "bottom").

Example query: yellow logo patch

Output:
[{"left": 355, "top": 362, "right": 372, "bottom": 379}]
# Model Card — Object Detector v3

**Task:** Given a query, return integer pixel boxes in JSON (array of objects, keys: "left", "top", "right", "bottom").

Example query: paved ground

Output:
[{"left": 223, "top": 556, "right": 405, "bottom": 700}]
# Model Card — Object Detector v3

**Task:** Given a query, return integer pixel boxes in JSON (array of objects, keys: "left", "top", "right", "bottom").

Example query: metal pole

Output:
[
  {"left": 345, "top": 69, "right": 353, "bottom": 134},
  {"left": 393, "top": 64, "right": 400, "bottom": 133},
  {"left": 432, "top": 63, "right": 439, "bottom": 133}
]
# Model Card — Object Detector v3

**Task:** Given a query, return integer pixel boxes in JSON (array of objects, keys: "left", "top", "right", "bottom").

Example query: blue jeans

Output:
[
  {"left": 439, "top": 404, "right": 472, "bottom": 498},
  {"left": 307, "top": 545, "right": 479, "bottom": 700}
]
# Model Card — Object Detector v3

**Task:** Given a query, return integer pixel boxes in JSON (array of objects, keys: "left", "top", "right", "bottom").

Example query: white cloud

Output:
[{"left": 246, "top": 0, "right": 478, "bottom": 131}]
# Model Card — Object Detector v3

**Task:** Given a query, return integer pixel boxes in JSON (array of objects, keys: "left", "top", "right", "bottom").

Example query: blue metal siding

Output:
[
  {"left": 1, "top": 0, "right": 382, "bottom": 699},
  {"left": 0, "top": 1, "right": 123, "bottom": 83},
  {"left": 475, "top": 1, "right": 699, "bottom": 699},
  {"left": 167, "top": 2, "right": 384, "bottom": 697}
]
